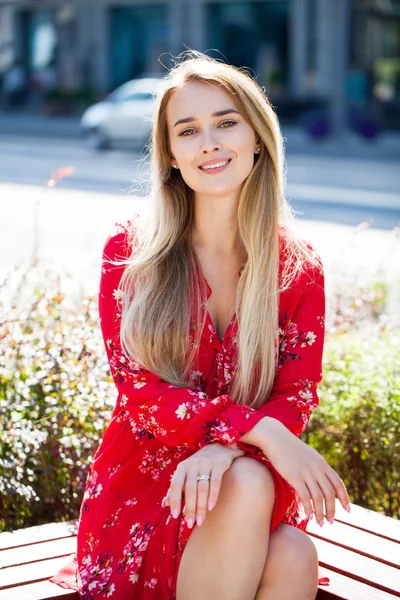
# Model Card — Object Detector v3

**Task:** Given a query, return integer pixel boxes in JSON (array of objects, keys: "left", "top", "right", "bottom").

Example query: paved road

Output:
[
  {"left": 0, "top": 132, "right": 399, "bottom": 229},
  {"left": 2, "top": 183, "right": 399, "bottom": 328}
]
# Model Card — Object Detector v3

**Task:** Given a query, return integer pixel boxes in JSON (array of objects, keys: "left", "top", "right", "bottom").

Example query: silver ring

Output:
[{"left": 197, "top": 475, "right": 211, "bottom": 482}]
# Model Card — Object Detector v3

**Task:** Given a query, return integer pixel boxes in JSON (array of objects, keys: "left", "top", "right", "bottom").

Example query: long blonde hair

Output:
[{"left": 114, "top": 50, "right": 320, "bottom": 409}]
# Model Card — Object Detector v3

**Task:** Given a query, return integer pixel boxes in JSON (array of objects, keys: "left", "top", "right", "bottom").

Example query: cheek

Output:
[{"left": 172, "top": 138, "right": 196, "bottom": 162}]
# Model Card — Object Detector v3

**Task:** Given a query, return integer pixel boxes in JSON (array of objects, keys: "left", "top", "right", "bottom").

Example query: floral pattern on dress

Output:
[{"left": 64, "top": 219, "right": 325, "bottom": 599}]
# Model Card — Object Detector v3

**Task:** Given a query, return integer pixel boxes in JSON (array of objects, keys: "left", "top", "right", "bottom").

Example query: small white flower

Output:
[
  {"left": 105, "top": 583, "right": 115, "bottom": 597},
  {"left": 125, "top": 498, "right": 138, "bottom": 506},
  {"left": 191, "top": 370, "right": 202, "bottom": 378},
  {"left": 93, "top": 484, "right": 103, "bottom": 497},
  {"left": 176, "top": 403, "right": 190, "bottom": 420},
  {"left": 130, "top": 522, "right": 140, "bottom": 534},
  {"left": 307, "top": 332, "right": 316, "bottom": 345},
  {"left": 299, "top": 389, "right": 313, "bottom": 401},
  {"left": 113, "top": 289, "right": 124, "bottom": 302}
]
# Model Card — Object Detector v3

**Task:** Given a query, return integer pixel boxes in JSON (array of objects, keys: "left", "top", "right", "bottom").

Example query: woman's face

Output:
[{"left": 166, "top": 81, "right": 260, "bottom": 198}]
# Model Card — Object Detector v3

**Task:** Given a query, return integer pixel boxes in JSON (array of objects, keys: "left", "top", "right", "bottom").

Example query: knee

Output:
[
  {"left": 271, "top": 524, "right": 318, "bottom": 577},
  {"left": 221, "top": 457, "right": 275, "bottom": 510}
]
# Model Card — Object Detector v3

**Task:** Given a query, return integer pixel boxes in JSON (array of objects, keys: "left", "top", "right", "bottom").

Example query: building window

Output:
[
  {"left": 206, "top": 1, "right": 290, "bottom": 97},
  {"left": 109, "top": 5, "right": 168, "bottom": 90}
]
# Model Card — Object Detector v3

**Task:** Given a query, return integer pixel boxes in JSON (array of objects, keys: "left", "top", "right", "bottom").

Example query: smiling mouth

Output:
[{"left": 199, "top": 159, "right": 231, "bottom": 172}]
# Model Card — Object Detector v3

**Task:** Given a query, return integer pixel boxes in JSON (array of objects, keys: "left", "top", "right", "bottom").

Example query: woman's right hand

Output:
[
  {"left": 162, "top": 442, "right": 245, "bottom": 528},
  {"left": 257, "top": 417, "right": 350, "bottom": 526}
]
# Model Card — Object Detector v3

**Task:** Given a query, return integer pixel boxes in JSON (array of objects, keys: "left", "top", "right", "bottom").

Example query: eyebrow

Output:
[{"left": 173, "top": 108, "right": 240, "bottom": 128}]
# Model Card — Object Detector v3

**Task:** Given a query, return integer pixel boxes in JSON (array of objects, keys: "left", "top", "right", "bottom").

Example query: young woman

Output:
[{"left": 52, "top": 51, "right": 350, "bottom": 600}]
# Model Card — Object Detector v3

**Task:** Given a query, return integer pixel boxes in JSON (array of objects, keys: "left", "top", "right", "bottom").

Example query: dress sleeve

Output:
[
  {"left": 99, "top": 222, "right": 266, "bottom": 451},
  {"left": 232, "top": 262, "right": 325, "bottom": 450}
]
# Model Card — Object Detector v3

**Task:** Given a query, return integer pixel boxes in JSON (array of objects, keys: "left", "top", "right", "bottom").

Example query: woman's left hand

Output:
[{"left": 162, "top": 443, "right": 245, "bottom": 529}]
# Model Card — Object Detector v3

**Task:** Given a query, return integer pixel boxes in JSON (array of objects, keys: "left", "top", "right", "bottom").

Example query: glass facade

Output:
[
  {"left": 109, "top": 5, "right": 168, "bottom": 90},
  {"left": 351, "top": 0, "right": 400, "bottom": 127},
  {"left": 206, "top": 1, "right": 290, "bottom": 96},
  {"left": 19, "top": 9, "right": 58, "bottom": 75}
]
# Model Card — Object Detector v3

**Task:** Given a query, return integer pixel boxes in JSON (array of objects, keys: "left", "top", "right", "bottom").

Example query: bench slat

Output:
[
  {"left": 334, "top": 502, "right": 400, "bottom": 543},
  {"left": 312, "top": 537, "right": 400, "bottom": 596},
  {"left": 308, "top": 519, "right": 400, "bottom": 568},
  {"left": 0, "top": 522, "right": 78, "bottom": 551},
  {"left": 0, "top": 555, "right": 75, "bottom": 591},
  {"left": 0, "top": 579, "right": 78, "bottom": 600},
  {"left": 316, "top": 567, "right": 400, "bottom": 600},
  {"left": 0, "top": 537, "right": 77, "bottom": 569}
]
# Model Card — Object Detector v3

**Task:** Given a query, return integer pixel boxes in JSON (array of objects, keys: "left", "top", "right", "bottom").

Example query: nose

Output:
[{"left": 200, "top": 127, "right": 222, "bottom": 153}]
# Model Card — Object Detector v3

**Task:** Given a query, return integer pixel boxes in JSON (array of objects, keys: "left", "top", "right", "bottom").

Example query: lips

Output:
[{"left": 199, "top": 159, "right": 231, "bottom": 171}]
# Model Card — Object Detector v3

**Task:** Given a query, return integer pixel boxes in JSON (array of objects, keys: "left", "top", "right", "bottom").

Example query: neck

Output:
[{"left": 191, "top": 191, "right": 243, "bottom": 257}]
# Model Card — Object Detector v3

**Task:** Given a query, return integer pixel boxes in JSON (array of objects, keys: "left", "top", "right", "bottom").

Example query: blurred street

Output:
[
  {"left": 1, "top": 115, "right": 399, "bottom": 230},
  {"left": 1, "top": 177, "right": 399, "bottom": 320}
]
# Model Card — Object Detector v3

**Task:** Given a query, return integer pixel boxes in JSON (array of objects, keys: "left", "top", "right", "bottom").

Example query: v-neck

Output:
[
  {"left": 205, "top": 308, "right": 237, "bottom": 345},
  {"left": 198, "top": 265, "right": 242, "bottom": 347}
]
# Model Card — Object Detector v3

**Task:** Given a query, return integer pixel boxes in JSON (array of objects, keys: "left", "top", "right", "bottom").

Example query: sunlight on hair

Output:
[{"left": 113, "top": 49, "right": 321, "bottom": 410}]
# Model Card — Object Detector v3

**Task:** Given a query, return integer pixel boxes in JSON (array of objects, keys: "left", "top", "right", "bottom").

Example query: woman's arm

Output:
[
  {"left": 229, "top": 267, "right": 350, "bottom": 523},
  {"left": 234, "top": 264, "right": 325, "bottom": 447}
]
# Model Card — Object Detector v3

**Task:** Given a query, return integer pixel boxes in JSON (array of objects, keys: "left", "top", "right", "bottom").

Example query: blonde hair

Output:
[{"left": 113, "top": 50, "right": 320, "bottom": 409}]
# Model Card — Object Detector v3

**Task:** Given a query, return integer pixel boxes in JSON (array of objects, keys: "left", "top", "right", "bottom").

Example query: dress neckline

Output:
[{"left": 198, "top": 264, "right": 244, "bottom": 347}]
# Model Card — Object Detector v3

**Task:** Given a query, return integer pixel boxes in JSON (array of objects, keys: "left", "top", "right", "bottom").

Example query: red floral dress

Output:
[{"left": 51, "top": 219, "right": 325, "bottom": 599}]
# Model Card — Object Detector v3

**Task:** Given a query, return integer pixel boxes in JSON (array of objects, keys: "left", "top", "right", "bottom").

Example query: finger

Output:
[
  {"left": 317, "top": 475, "right": 336, "bottom": 523},
  {"left": 169, "top": 468, "right": 185, "bottom": 519},
  {"left": 184, "top": 471, "right": 199, "bottom": 529},
  {"left": 306, "top": 480, "right": 326, "bottom": 526},
  {"left": 206, "top": 467, "right": 224, "bottom": 513},
  {"left": 196, "top": 474, "right": 213, "bottom": 526},
  {"left": 294, "top": 482, "right": 314, "bottom": 520},
  {"left": 326, "top": 469, "right": 351, "bottom": 513}
]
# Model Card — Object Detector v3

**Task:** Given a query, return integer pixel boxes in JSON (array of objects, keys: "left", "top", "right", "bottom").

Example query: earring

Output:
[
  {"left": 255, "top": 146, "right": 260, "bottom": 154},
  {"left": 172, "top": 164, "right": 179, "bottom": 169}
]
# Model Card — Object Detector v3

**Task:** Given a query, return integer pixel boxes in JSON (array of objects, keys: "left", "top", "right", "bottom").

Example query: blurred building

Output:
[{"left": 0, "top": 0, "right": 399, "bottom": 127}]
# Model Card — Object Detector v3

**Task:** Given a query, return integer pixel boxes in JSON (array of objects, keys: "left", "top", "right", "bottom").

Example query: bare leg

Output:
[
  {"left": 255, "top": 524, "right": 318, "bottom": 600},
  {"left": 176, "top": 457, "right": 275, "bottom": 600}
]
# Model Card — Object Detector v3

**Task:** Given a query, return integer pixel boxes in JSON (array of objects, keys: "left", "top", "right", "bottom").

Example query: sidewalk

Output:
[
  {"left": 1, "top": 109, "right": 400, "bottom": 161},
  {"left": 2, "top": 182, "right": 399, "bottom": 310},
  {"left": 0, "top": 110, "right": 81, "bottom": 139}
]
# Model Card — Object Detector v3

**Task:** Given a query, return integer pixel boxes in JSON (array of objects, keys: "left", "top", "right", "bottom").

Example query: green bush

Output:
[
  {"left": 304, "top": 327, "right": 400, "bottom": 518},
  {"left": 0, "top": 264, "right": 114, "bottom": 532},
  {"left": 0, "top": 262, "right": 398, "bottom": 531}
]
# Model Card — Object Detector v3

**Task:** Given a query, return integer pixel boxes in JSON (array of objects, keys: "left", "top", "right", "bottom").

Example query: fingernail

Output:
[
  {"left": 346, "top": 503, "right": 351, "bottom": 513},
  {"left": 208, "top": 502, "right": 215, "bottom": 511},
  {"left": 329, "top": 517, "right": 335, "bottom": 525},
  {"left": 318, "top": 519, "right": 324, "bottom": 527},
  {"left": 186, "top": 518, "right": 194, "bottom": 528},
  {"left": 172, "top": 510, "right": 179, "bottom": 519},
  {"left": 308, "top": 513, "right": 314, "bottom": 520},
  {"left": 196, "top": 515, "right": 204, "bottom": 527}
]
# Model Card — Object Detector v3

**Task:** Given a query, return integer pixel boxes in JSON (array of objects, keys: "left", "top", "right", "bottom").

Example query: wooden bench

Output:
[{"left": 0, "top": 501, "right": 399, "bottom": 599}]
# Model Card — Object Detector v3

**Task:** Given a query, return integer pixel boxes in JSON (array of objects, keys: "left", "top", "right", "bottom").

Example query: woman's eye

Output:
[
  {"left": 220, "top": 120, "right": 237, "bottom": 128},
  {"left": 179, "top": 128, "right": 195, "bottom": 136},
  {"left": 179, "top": 120, "right": 237, "bottom": 136}
]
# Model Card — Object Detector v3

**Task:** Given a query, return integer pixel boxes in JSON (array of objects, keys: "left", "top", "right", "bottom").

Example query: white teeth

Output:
[{"left": 201, "top": 160, "right": 229, "bottom": 170}]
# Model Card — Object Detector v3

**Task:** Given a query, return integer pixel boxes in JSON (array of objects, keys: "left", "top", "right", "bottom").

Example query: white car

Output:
[{"left": 80, "top": 76, "right": 165, "bottom": 151}]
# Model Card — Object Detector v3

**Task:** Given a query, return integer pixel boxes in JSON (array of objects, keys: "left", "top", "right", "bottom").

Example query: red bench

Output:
[{"left": 0, "top": 501, "right": 399, "bottom": 599}]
